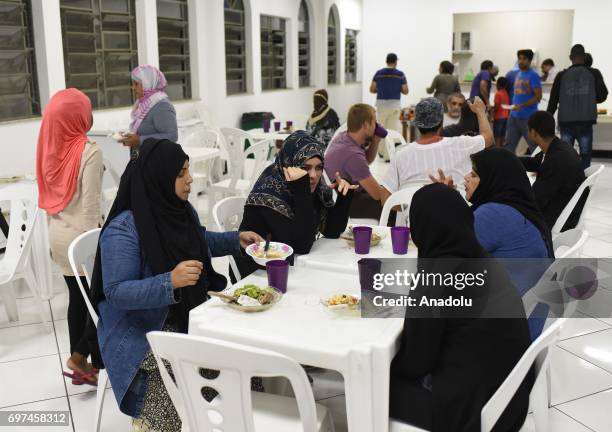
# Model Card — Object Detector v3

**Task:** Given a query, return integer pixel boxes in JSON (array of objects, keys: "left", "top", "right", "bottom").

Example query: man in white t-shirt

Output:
[{"left": 380, "top": 96, "right": 493, "bottom": 203}]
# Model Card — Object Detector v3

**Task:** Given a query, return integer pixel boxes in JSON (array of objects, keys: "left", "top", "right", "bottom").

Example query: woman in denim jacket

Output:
[{"left": 89, "top": 139, "right": 262, "bottom": 432}]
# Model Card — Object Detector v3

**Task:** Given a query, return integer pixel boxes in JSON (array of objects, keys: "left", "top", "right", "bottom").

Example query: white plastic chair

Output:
[
  {"left": 146, "top": 332, "right": 335, "bottom": 432},
  {"left": 212, "top": 196, "right": 246, "bottom": 281},
  {"left": 390, "top": 318, "right": 566, "bottom": 432},
  {"left": 0, "top": 183, "right": 44, "bottom": 322},
  {"left": 551, "top": 165, "right": 604, "bottom": 237},
  {"left": 553, "top": 228, "right": 589, "bottom": 258},
  {"left": 101, "top": 157, "right": 120, "bottom": 220},
  {"left": 385, "top": 129, "right": 408, "bottom": 160},
  {"left": 184, "top": 126, "right": 224, "bottom": 193},
  {"left": 208, "top": 136, "right": 272, "bottom": 217},
  {"left": 67, "top": 228, "right": 110, "bottom": 432},
  {"left": 379, "top": 183, "right": 425, "bottom": 227},
  {"left": 330, "top": 123, "right": 347, "bottom": 143}
]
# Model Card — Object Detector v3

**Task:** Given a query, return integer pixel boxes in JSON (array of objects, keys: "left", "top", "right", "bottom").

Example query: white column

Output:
[
  {"left": 188, "top": 0, "right": 206, "bottom": 100},
  {"left": 31, "top": 0, "right": 66, "bottom": 108},
  {"left": 135, "top": 0, "right": 159, "bottom": 67}
]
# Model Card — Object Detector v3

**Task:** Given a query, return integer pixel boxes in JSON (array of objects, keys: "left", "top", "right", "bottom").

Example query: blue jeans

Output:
[
  {"left": 504, "top": 115, "right": 536, "bottom": 154},
  {"left": 560, "top": 123, "right": 593, "bottom": 169}
]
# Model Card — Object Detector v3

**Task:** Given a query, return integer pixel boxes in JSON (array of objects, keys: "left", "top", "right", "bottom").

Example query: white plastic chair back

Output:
[
  {"left": 102, "top": 158, "right": 120, "bottom": 220},
  {"left": 146, "top": 332, "right": 321, "bottom": 432},
  {"left": 329, "top": 123, "right": 347, "bottom": 144},
  {"left": 68, "top": 229, "right": 109, "bottom": 432},
  {"left": 68, "top": 228, "right": 101, "bottom": 325},
  {"left": 481, "top": 318, "right": 565, "bottom": 432},
  {"left": 220, "top": 127, "right": 253, "bottom": 178},
  {"left": 553, "top": 228, "right": 588, "bottom": 258},
  {"left": 212, "top": 196, "right": 246, "bottom": 281},
  {"left": 379, "top": 183, "right": 425, "bottom": 227},
  {"left": 385, "top": 129, "right": 407, "bottom": 160},
  {"left": 0, "top": 183, "right": 38, "bottom": 282},
  {"left": 551, "top": 165, "right": 603, "bottom": 236},
  {"left": 244, "top": 139, "right": 273, "bottom": 187}
]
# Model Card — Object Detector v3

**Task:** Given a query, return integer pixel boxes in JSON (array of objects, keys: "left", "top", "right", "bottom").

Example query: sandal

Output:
[{"left": 62, "top": 370, "right": 98, "bottom": 386}]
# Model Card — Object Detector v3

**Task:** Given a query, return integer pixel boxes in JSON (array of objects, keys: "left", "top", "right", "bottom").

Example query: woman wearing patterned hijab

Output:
[
  {"left": 235, "top": 131, "right": 357, "bottom": 279},
  {"left": 118, "top": 65, "right": 178, "bottom": 159},
  {"left": 305, "top": 89, "right": 340, "bottom": 148}
]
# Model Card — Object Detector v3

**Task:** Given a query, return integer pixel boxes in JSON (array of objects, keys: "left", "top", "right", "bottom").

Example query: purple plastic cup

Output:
[
  {"left": 286, "top": 120, "right": 293, "bottom": 129},
  {"left": 374, "top": 122, "right": 388, "bottom": 138},
  {"left": 358, "top": 258, "right": 382, "bottom": 291},
  {"left": 266, "top": 260, "right": 289, "bottom": 293},
  {"left": 263, "top": 119, "right": 271, "bottom": 132},
  {"left": 274, "top": 121, "right": 281, "bottom": 132},
  {"left": 353, "top": 226, "right": 373, "bottom": 254},
  {"left": 391, "top": 226, "right": 410, "bottom": 254}
]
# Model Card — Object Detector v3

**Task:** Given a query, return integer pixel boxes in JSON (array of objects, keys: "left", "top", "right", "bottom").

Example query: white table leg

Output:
[{"left": 343, "top": 347, "right": 379, "bottom": 432}]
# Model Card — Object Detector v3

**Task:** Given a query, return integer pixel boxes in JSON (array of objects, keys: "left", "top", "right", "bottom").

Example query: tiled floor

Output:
[{"left": 0, "top": 158, "right": 611, "bottom": 431}]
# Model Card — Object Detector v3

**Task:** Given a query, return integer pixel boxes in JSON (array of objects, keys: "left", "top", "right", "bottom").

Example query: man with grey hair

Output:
[
  {"left": 443, "top": 92, "right": 465, "bottom": 127},
  {"left": 380, "top": 96, "right": 493, "bottom": 204}
]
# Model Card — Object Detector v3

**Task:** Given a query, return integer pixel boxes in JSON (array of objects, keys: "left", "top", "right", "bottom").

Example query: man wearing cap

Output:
[
  {"left": 370, "top": 53, "right": 409, "bottom": 161},
  {"left": 380, "top": 96, "right": 493, "bottom": 204},
  {"left": 548, "top": 44, "right": 608, "bottom": 168}
]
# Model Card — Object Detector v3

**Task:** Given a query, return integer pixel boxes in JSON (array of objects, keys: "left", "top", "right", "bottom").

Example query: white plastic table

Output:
[
  {"left": 188, "top": 266, "right": 403, "bottom": 432},
  {"left": 248, "top": 128, "right": 291, "bottom": 142},
  {"left": 295, "top": 226, "right": 418, "bottom": 273}
]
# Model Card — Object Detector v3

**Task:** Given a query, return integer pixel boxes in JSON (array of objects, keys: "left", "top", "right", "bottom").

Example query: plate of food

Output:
[
  {"left": 245, "top": 241, "right": 293, "bottom": 266},
  {"left": 0, "top": 175, "right": 25, "bottom": 184},
  {"left": 108, "top": 131, "right": 128, "bottom": 142},
  {"left": 321, "top": 293, "right": 361, "bottom": 315},
  {"left": 210, "top": 284, "right": 282, "bottom": 312},
  {"left": 340, "top": 225, "right": 386, "bottom": 247}
]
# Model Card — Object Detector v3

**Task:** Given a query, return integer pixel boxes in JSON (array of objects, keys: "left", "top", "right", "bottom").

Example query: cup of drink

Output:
[
  {"left": 358, "top": 258, "right": 382, "bottom": 291},
  {"left": 266, "top": 260, "right": 289, "bottom": 293},
  {"left": 274, "top": 121, "right": 281, "bottom": 132},
  {"left": 374, "top": 122, "right": 388, "bottom": 138},
  {"left": 353, "top": 226, "right": 373, "bottom": 255},
  {"left": 286, "top": 120, "right": 293, "bottom": 131},
  {"left": 391, "top": 226, "right": 410, "bottom": 255},
  {"left": 263, "top": 119, "right": 271, "bottom": 132}
]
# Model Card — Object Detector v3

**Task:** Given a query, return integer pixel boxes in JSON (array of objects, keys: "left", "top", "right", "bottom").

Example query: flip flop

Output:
[{"left": 62, "top": 370, "right": 98, "bottom": 387}]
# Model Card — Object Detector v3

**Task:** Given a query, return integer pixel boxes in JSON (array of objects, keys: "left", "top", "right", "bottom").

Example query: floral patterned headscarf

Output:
[{"left": 246, "top": 131, "right": 334, "bottom": 219}]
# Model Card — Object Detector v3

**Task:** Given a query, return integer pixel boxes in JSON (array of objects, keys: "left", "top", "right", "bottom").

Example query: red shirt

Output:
[{"left": 494, "top": 89, "right": 510, "bottom": 120}]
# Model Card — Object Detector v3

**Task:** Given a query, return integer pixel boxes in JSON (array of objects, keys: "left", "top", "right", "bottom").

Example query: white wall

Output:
[
  {"left": 0, "top": 0, "right": 363, "bottom": 176},
  {"left": 362, "top": 0, "right": 612, "bottom": 113},
  {"left": 452, "top": 10, "right": 574, "bottom": 81},
  {"left": 198, "top": 0, "right": 363, "bottom": 130}
]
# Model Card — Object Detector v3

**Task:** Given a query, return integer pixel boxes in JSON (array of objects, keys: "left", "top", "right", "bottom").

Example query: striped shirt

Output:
[
  {"left": 381, "top": 135, "right": 485, "bottom": 193},
  {"left": 372, "top": 67, "right": 407, "bottom": 101}
]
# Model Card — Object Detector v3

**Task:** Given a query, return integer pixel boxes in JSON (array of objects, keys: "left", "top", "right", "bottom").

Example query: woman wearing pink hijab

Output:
[
  {"left": 36, "top": 88, "right": 103, "bottom": 385},
  {"left": 119, "top": 65, "right": 178, "bottom": 159}
]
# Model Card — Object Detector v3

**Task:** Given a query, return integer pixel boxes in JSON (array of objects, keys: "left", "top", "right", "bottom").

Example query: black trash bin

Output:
[{"left": 240, "top": 112, "right": 275, "bottom": 131}]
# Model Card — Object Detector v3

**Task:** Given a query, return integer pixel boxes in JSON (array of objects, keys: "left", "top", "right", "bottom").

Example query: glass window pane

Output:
[
  {"left": 225, "top": 1, "right": 246, "bottom": 95},
  {"left": 157, "top": 0, "right": 190, "bottom": 100},
  {"left": 61, "top": 0, "right": 138, "bottom": 109},
  {"left": 0, "top": 0, "right": 40, "bottom": 121}
]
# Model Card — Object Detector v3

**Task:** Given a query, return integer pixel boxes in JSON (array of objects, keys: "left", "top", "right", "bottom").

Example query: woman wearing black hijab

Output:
[
  {"left": 433, "top": 147, "right": 553, "bottom": 259},
  {"left": 305, "top": 89, "right": 340, "bottom": 147},
  {"left": 389, "top": 183, "right": 533, "bottom": 432},
  {"left": 89, "top": 139, "right": 261, "bottom": 431}
]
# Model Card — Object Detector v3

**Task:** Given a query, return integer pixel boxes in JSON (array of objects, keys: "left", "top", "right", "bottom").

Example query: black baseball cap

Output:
[{"left": 386, "top": 53, "right": 398, "bottom": 64}]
